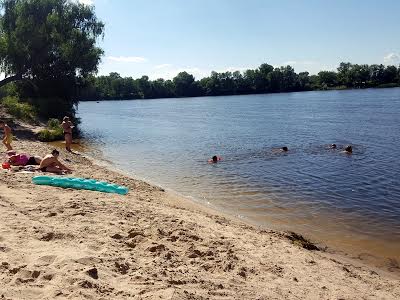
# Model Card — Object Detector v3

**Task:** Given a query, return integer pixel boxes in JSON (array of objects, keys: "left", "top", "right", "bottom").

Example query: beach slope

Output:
[{"left": 0, "top": 140, "right": 399, "bottom": 299}]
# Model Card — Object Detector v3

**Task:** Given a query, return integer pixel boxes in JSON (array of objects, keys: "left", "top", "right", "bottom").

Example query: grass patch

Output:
[
  {"left": 38, "top": 118, "right": 64, "bottom": 142},
  {"left": 376, "top": 83, "right": 400, "bottom": 88},
  {"left": 1, "top": 96, "right": 36, "bottom": 121}
]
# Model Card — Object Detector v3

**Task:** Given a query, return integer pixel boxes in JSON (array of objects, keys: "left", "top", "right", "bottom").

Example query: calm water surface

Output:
[{"left": 77, "top": 88, "right": 400, "bottom": 269}]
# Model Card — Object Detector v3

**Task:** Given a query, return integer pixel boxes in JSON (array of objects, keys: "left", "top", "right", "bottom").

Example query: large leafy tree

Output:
[
  {"left": 0, "top": 0, "right": 104, "bottom": 117},
  {"left": 318, "top": 71, "right": 338, "bottom": 87},
  {"left": 173, "top": 71, "right": 200, "bottom": 97}
]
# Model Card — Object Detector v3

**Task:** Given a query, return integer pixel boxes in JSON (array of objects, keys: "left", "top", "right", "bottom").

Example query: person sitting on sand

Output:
[
  {"left": 61, "top": 116, "right": 74, "bottom": 152},
  {"left": 39, "top": 149, "right": 72, "bottom": 174},
  {"left": 0, "top": 120, "right": 12, "bottom": 151},
  {"left": 344, "top": 145, "right": 352, "bottom": 154},
  {"left": 7, "top": 153, "right": 42, "bottom": 166},
  {"left": 208, "top": 155, "right": 222, "bottom": 163}
]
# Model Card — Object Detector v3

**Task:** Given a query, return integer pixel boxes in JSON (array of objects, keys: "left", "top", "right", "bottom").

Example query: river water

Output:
[{"left": 77, "top": 88, "right": 400, "bottom": 270}]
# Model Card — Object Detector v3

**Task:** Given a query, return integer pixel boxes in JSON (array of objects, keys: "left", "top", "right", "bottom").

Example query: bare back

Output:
[{"left": 39, "top": 154, "right": 58, "bottom": 168}]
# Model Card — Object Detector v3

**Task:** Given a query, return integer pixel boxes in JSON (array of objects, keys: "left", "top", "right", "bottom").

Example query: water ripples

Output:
[{"left": 78, "top": 88, "right": 400, "bottom": 264}]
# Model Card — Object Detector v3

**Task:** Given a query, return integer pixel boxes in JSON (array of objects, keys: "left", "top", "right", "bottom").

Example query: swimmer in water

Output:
[
  {"left": 208, "top": 155, "right": 222, "bottom": 163},
  {"left": 344, "top": 145, "right": 352, "bottom": 154},
  {"left": 281, "top": 146, "right": 288, "bottom": 152},
  {"left": 330, "top": 144, "right": 337, "bottom": 149}
]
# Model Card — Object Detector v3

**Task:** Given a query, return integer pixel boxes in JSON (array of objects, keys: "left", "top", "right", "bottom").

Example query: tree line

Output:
[{"left": 79, "top": 63, "right": 400, "bottom": 101}]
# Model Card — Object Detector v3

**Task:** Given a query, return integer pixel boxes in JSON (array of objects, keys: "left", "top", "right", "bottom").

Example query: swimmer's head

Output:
[
  {"left": 345, "top": 145, "right": 352, "bottom": 153},
  {"left": 212, "top": 155, "right": 218, "bottom": 162},
  {"left": 281, "top": 146, "right": 288, "bottom": 152},
  {"left": 331, "top": 144, "right": 337, "bottom": 149}
]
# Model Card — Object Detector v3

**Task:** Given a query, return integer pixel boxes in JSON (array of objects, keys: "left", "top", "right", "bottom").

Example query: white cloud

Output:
[
  {"left": 149, "top": 65, "right": 258, "bottom": 80},
  {"left": 77, "top": 0, "right": 94, "bottom": 5},
  {"left": 384, "top": 53, "right": 400, "bottom": 65},
  {"left": 106, "top": 56, "right": 147, "bottom": 63},
  {"left": 154, "top": 64, "right": 173, "bottom": 69},
  {"left": 150, "top": 67, "right": 210, "bottom": 80},
  {"left": 282, "top": 60, "right": 317, "bottom": 66},
  {"left": 215, "top": 66, "right": 251, "bottom": 73}
]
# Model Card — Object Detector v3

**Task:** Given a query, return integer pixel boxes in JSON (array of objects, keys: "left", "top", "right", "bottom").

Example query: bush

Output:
[
  {"left": 47, "top": 118, "right": 62, "bottom": 130},
  {"left": 37, "top": 118, "right": 64, "bottom": 141},
  {"left": 0, "top": 82, "right": 19, "bottom": 98},
  {"left": 1, "top": 96, "right": 36, "bottom": 121}
]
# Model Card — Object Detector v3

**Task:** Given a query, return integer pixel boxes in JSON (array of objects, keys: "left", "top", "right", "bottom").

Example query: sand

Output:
[{"left": 0, "top": 128, "right": 399, "bottom": 299}]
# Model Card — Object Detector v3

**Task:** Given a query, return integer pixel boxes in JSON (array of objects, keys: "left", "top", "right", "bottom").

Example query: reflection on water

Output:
[{"left": 77, "top": 88, "right": 400, "bottom": 271}]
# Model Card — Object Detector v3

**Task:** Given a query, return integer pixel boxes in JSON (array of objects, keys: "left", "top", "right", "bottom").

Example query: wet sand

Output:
[{"left": 0, "top": 136, "right": 399, "bottom": 299}]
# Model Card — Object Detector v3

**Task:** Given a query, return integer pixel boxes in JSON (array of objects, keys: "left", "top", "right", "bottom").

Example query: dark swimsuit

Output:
[{"left": 27, "top": 156, "right": 38, "bottom": 165}]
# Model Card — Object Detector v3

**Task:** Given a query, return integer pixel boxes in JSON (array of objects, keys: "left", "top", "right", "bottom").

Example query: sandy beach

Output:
[{"left": 1, "top": 123, "right": 400, "bottom": 299}]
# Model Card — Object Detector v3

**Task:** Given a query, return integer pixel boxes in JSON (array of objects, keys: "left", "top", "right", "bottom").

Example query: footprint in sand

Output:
[
  {"left": 147, "top": 244, "right": 166, "bottom": 253},
  {"left": 75, "top": 256, "right": 103, "bottom": 265},
  {"left": 42, "top": 273, "right": 55, "bottom": 281},
  {"left": 36, "top": 255, "right": 57, "bottom": 267},
  {"left": 14, "top": 269, "right": 41, "bottom": 284}
]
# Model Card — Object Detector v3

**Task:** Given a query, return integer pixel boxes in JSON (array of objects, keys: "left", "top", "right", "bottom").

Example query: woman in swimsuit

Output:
[
  {"left": 61, "top": 116, "right": 74, "bottom": 152},
  {"left": 8, "top": 153, "right": 42, "bottom": 166},
  {"left": 0, "top": 120, "right": 13, "bottom": 151}
]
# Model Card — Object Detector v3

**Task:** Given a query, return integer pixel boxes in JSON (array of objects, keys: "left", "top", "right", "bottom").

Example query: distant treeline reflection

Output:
[{"left": 79, "top": 62, "right": 400, "bottom": 101}]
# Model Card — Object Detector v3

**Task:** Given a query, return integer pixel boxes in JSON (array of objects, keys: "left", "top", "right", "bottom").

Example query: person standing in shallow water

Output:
[{"left": 61, "top": 116, "right": 74, "bottom": 152}]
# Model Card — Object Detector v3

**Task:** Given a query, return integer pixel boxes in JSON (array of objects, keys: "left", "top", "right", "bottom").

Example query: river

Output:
[{"left": 77, "top": 88, "right": 400, "bottom": 270}]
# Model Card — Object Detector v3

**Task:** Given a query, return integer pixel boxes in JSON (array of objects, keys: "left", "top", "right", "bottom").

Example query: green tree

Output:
[
  {"left": 383, "top": 65, "right": 398, "bottom": 83},
  {"left": 309, "top": 74, "right": 320, "bottom": 90},
  {"left": 268, "top": 68, "right": 282, "bottom": 92},
  {"left": 318, "top": 71, "right": 338, "bottom": 87},
  {"left": 257, "top": 63, "right": 273, "bottom": 92},
  {"left": 298, "top": 72, "right": 311, "bottom": 90},
  {"left": 0, "top": 0, "right": 104, "bottom": 118},
  {"left": 337, "top": 62, "right": 352, "bottom": 86},
  {"left": 280, "top": 65, "right": 298, "bottom": 91},
  {"left": 369, "top": 64, "right": 385, "bottom": 85},
  {"left": 173, "top": 71, "right": 198, "bottom": 97},
  {"left": 137, "top": 76, "right": 153, "bottom": 98}
]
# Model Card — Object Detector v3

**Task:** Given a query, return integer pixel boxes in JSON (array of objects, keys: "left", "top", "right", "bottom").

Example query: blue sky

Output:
[{"left": 79, "top": 0, "right": 400, "bottom": 80}]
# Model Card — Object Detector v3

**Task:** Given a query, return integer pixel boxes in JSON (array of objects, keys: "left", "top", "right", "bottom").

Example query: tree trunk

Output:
[{"left": 0, "top": 73, "right": 23, "bottom": 88}]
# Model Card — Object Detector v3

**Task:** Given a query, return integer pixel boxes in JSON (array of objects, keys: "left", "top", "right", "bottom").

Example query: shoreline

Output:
[
  {"left": 1, "top": 136, "right": 399, "bottom": 298},
  {"left": 74, "top": 138, "right": 400, "bottom": 277}
]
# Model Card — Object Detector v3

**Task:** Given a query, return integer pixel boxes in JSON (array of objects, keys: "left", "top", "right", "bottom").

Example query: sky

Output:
[{"left": 78, "top": 0, "right": 400, "bottom": 80}]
